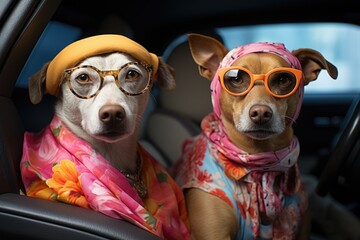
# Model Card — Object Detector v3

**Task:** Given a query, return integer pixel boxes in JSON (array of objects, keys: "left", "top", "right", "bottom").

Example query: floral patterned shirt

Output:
[{"left": 175, "top": 114, "right": 308, "bottom": 240}]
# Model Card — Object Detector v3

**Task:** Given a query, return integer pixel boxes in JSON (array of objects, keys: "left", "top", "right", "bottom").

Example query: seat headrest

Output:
[{"left": 160, "top": 40, "right": 213, "bottom": 123}]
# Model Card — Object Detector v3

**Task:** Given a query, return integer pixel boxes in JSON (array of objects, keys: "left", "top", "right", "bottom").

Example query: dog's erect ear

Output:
[
  {"left": 188, "top": 33, "right": 228, "bottom": 81},
  {"left": 154, "top": 57, "right": 176, "bottom": 90},
  {"left": 292, "top": 48, "right": 338, "bottom": 85},
  {"left": 28, "top": 62, "right": 50, "bottom": 104}
]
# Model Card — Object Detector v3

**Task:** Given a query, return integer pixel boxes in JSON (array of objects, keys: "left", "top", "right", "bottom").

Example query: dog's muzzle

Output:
[{"left": 98, "top": 104, "right": 126, "bottom": 137}]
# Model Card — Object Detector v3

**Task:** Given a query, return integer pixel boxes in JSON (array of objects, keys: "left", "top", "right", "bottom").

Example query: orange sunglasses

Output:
[{"left": 218, "top": 66, "right": 303, "bottom": 98}]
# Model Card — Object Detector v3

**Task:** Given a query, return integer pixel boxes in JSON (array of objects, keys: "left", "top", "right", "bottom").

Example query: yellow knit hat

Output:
[{"left": 46, "top": 34, "right": 159, "bottom": 96}]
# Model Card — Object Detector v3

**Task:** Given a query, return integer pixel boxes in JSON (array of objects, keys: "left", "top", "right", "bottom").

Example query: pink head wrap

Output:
[{"left": 211, "top": 42, "right": 304, "bottom": 122}]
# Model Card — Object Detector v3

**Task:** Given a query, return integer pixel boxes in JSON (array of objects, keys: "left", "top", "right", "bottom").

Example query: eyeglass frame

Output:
[
  {"left": 218, "top": 66, "right": 303, "bottom": 98},
  {"left": 63, "top": 62, "right": 153, "bottom": 99}
]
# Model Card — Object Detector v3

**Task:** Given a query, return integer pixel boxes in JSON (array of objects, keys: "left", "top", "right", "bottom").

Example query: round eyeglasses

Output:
[
  {"left": 63, "top": 62, "right": 153, "bottom": 99},
  {"left": 218, "top": 66, "right": 303, "bottom": 98}
]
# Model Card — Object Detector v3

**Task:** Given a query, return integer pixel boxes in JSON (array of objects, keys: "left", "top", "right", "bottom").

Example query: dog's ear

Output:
[
  {"left": 154, "top": 57, "right": 176, "bottom": 90},
  {"left": 188, "top": 33, "right": 228, "bottom": 81},
  {"left": 28, "top": 62, "right": 50, "bottom": 104},
  {"left": 292, "top": 48, "right": 338, "bottom": 85}
]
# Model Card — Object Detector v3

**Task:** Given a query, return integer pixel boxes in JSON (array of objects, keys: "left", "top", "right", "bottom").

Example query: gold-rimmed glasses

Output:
[
  {"left": 63, "top": 62, "right": 153, "bottom": 99},
  {"left": 218, "top": 66, "right": 303, "bottom": 98}
]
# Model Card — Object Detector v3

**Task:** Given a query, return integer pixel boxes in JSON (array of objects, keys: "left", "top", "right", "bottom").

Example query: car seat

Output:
[{"left": 143, "top": 36, "right": 214, "bottom": 167}]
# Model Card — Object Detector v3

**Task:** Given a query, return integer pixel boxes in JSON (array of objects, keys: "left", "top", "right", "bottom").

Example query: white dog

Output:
[{"left": 20, "top": 34, "right": 191, "bottom": 240}]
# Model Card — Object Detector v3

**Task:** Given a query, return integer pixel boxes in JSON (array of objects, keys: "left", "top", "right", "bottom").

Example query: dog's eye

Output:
[
  {"left": 276, "top": 73, "right": 295, "bottom": 87},
  {"left": 279, "top": 76, "right": 292, "bottom": 86},
  {"left": 269, "top": 72, "right": 296, "bottom": 95},
  {"left": 225, "top": 70, "right": 245, "bottom": 85},
  {"left": 125, "top": 70, "right": 140, "bottom": 81},
  {"left": 76, "top": 74, "right": 90, "bottom": 83},
  {"left": 223, "top": 70, "right": 250, "bottom": 93},
  {"left": 228, "top": 77, "right": 242, "bottom": 86}
]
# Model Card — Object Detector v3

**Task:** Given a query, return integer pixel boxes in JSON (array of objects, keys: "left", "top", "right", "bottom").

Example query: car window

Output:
[
  {"left": 217, "top": 23, "right": 360, "bottom": 94},
  {"left": 164, "top": 23, "right": 360, "bottom": 95},
  {"left": 15, "top": 21, "right": 82, "bottom": 88},
  {"left": 16, "top": 22, "right": 360, "bottom": 95}
]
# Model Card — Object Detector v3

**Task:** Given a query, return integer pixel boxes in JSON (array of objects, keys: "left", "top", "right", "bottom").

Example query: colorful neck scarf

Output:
[
  {"left": 175, "top": 113, "right": 307, "bottom": 238},
  {"left": 20, "top": 115, "right": 190, "bottom": 240},
  {"left": 202, "top": 112, "right": 302, "bottom": 220}
]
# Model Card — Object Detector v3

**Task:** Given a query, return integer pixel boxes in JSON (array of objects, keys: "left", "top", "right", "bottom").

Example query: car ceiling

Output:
[{"left": 53, "top": 0, "right": 360, "bottom": 54}]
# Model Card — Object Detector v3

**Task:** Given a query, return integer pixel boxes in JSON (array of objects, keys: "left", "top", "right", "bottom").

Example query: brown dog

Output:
[{"left": 174, "top": 33, "right": 338, "bottom": 240}]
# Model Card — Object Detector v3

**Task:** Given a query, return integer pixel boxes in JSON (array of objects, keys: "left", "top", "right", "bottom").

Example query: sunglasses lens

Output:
[
  {"left": 223, "top": 69, "right": 251, "bottom": 94},
  {"left": 268, "top": 70, "right": 297, "bottom": 96}
]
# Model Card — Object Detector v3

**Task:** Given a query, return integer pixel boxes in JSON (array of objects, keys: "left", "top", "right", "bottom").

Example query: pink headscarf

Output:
[{"left": 211, "top": 42, "right": 304, "bottom": 122}]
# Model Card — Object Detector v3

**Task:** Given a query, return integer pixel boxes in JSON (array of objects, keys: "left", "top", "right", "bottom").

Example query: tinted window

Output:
[
  {"left": 16, "top": 21, "right": 82, "bottom": 88},
  {"left": 216, "top": 23, "right": 360, "bottom": 94}
]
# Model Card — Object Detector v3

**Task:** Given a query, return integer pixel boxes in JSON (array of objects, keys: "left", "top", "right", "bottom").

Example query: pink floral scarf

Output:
[
  {"left": 202, "top": 112, "right": 303, "bottom": 221},
  {"left": 20, "top": 115, "right": 190, "bottom": 240},
  {"left": 175, "top": 114, "right": 308, "bottom": 238}
]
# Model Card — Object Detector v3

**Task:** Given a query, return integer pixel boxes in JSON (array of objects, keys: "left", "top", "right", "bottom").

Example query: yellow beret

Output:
[{"left": 46, "top": 34, "right": 159, "bottom": 96}]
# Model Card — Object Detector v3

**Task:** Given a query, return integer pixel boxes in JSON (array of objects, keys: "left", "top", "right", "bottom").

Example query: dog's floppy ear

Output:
[
  {"left": 188, "top": 33, "right": 228, "bottom": 81},
  {"left": 28, "top": 62, "right": 50, "bottom": 104},
  {"left": 154, "top": 57, "right": 176, "bottom": 90},
  {"left": 292, "top": 48, "right": 338, "bottom": 85}
]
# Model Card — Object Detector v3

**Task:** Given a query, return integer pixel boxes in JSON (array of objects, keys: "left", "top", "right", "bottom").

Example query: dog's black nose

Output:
[
  {"left": 249, "top": 104, "right": 273, "bottom": 124},
  {"left": 99, "top": 105, "right": 125, "bottom": 125}
]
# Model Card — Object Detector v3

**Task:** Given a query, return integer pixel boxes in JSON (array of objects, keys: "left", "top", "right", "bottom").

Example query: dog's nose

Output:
[
  {"left": 249, "top": 104, "right": 273, "bottom": 124},
  {"left": 99, "top": 105, "right": 125, "bottom": 125}
]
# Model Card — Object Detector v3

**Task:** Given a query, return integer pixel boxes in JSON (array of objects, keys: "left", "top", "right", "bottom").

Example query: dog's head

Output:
[
  {"left": 29, "top": 34, "right": 175, "bottom": 143},
  {"left": 188, "top": 33, "right": 338, "bottom": 151}
]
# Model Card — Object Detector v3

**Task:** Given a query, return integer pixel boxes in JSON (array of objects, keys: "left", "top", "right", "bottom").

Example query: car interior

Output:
[{"left": 0, "top": 0, "right": 359, "bottom": 239}]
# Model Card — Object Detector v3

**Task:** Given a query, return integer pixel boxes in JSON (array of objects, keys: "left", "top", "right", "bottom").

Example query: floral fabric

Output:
[
  {"left": 175, "top": 113, "right": 308, "bottom": 239},
  {"left": 20, "top": 115, "right": 190, "bottom": 240}
]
